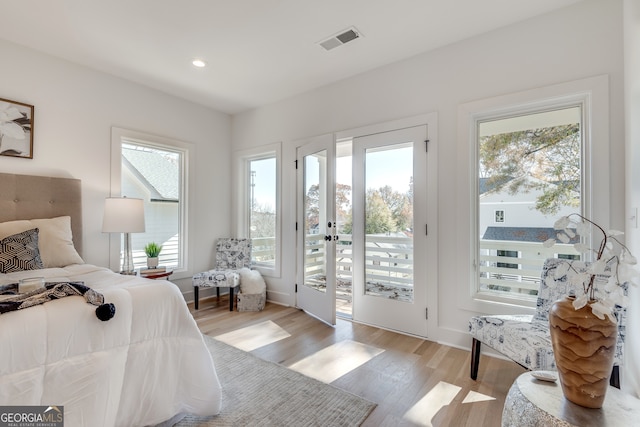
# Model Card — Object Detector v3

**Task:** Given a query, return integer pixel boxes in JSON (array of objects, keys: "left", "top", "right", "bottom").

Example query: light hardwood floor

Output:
[{"left": 189, "top": 297, "right": 526, "bottom": 427}]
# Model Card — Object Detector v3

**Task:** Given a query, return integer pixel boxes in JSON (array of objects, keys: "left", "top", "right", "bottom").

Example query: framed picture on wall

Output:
[{"left": 0, "top": 97, "right": 34, "bottom": 159}]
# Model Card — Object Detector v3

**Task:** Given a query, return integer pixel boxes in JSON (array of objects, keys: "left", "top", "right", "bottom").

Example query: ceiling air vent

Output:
[{"left": 319, "top": 27, "right": 361, "bottom": 51}]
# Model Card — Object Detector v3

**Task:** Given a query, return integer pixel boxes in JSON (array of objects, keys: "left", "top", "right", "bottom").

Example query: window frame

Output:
[
  {"left": 233, "top": 142, "right": 282, "bottom": 278},
  {"left": 457, "top": 76, "right": 610, "bottom": 313},
  {"left": 110, "top": 127, "right": 191, "bottom": 276}
]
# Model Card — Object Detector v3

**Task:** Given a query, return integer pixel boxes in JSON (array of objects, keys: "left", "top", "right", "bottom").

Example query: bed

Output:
[{"left": 0, "top": 173, "right": 222, "bottom": 426}]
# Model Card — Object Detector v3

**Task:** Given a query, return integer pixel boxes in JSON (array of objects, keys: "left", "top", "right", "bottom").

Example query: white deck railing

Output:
[
  {"left": 226, "top": 235, "right": 579, "bottom": 298},
  {"left": 304, "top": 233, "right": 414, "bottom": 289},
  {"left": 478, "top": 239, "right": 578, "bottom": 295}
]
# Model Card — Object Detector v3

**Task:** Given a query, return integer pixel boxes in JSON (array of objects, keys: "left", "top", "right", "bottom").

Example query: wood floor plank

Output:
[{"left": 189, "top": 300, "right": 525, "bottom": 426}]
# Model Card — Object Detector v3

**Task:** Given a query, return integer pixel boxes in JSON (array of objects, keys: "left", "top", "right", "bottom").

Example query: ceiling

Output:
[{"left": 0, "top": 1, "right": 583, "bottom": 115}]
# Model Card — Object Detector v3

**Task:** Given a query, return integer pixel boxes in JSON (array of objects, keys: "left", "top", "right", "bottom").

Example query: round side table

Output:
[{"left": 502, "top": 371, "right": 640, "bottom": 426}]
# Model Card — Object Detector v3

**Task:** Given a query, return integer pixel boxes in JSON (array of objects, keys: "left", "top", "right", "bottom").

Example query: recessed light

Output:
[{"left": 192, "top": 59, "right": 206, "bottom": 68}]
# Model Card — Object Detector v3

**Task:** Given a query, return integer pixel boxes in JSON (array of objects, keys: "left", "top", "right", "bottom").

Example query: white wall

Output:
[
  {"left": 0, "top": 37, "right": 232, "bottom": 294},
  {"left": 623, "top": 0, "right": 640, "bottom": 398},
  {"left": 232, "top": 0, "right": 626, "bottom": 349}
]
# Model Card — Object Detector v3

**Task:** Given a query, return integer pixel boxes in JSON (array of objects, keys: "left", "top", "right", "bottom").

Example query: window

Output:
[
  {"left": 496, "top": 249, "right": 518, "bottom": 269},
  {"left": 477, "top": 106, "right": 583, "bottom": 300},
  {"left": 234, "top": 143, "right": 281, "bottom": 276},
  {"left": 110, "top": 128, "right": 189, "bottom": 272},
  {"left": 558, "top": 253, "right": 580, "bottom": 261},
  {"left": 248, "top": 156, "right": 276, "bottom": 267},
  {"left": 458, "top": 76, "right": 610, "bottom": 310}
]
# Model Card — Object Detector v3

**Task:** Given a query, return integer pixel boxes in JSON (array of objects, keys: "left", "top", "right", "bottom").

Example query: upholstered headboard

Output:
[{"left": 0, "top": 173, "right": 83, "bottom": 256}]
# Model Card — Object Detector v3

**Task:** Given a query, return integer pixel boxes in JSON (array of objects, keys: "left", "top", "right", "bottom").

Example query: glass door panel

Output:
[
  {"left": 296, "top": 135, "right": 336, "bottom": 325},
  {"left": 364, "top": 144, "right": 414, "bottom": 302},
  {"left": 303, "top": 150, "right": 328, "bottom": 293}
]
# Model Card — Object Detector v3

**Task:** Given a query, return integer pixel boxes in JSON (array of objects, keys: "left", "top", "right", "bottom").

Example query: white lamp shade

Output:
[{"left": 102, "top": 197, "right": 146, "bottom": 233}]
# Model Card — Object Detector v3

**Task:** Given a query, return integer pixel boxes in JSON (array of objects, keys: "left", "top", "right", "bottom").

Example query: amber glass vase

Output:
[{"left": 548, "top": 296, "right": 617, "bottom": 408}]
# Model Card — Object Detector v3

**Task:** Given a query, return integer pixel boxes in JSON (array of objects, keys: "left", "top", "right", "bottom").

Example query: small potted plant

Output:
[{"left": 144, "top": 242, "right": 162, "bottom": 268}]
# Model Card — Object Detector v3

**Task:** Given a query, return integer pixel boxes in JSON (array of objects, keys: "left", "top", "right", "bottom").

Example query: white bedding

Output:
[{"left": 0, "top": 264, "right": 222, "bottom": 427}]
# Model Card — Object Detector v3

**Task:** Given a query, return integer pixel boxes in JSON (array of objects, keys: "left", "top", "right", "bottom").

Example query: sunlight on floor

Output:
[
  {"left": 402, "top": 381, "right": 497, "bottom": 426},
  {"left": 462, "top": 390, "right": 496, "bottom": 404},
  {"left": 214, "top": 320, "right": 291, "bottom": 351},
  {"left": 288, "top": 340, "right": 384, "bottom": 383},
  {"left": 403, "top": 381, "right": 461, "bottom": 426}
]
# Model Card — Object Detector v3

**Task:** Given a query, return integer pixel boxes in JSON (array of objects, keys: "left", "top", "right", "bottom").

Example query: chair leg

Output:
[
  {"left": 610, "top": 365, "right": 620, "bottom": 389},
  {"left": 471, "top": 338, "right": 482, "bottom": 380},
  {"left": 194, "top": 286, "right": 199, "bottom": 310}
]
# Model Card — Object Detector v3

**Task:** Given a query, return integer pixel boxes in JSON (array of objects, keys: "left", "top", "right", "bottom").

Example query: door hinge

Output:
[
  {"left": 295, "top": 283, "right": 298, "bottom": 293},
  {"left": 295, "top": 221, "right": 298, "bottom": 231},
  {"left": 295, "top": 159, "right": 298, "bottom": 169},
  {"left": 425, "top": 307, "right": 428, "bottom": 320},
  {"left": 425, "top": 139, "right": 430, "bottom": 152},
  {"left": 425, "top": 224, "right": 428, "bottom": 235}
]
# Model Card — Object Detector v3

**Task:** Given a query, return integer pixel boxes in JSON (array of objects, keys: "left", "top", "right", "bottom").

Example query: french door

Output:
[
  {"left": 296, "top": 135, "right": 336, "bottom": 325},
  {"left": 351, "top": 125, "right": 428, "bottom": 336},
  {"left": 296, "top": 124, "right": 432, "bottom": 336}
]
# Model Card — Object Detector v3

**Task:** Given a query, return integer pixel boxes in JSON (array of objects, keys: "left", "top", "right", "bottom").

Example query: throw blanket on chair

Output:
[{"left": 0, "top": 281, "right": 116, "bottom": 321}]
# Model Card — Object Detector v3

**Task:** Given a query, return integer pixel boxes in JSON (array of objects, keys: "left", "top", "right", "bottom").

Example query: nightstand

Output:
[{"left": 139, "top": 270, "right": 173, "bottom": 280}]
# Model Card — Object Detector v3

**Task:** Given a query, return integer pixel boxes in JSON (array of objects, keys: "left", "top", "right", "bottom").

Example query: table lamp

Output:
[{"left": 102, "top": 196, "right": 145, "bottom": 274}]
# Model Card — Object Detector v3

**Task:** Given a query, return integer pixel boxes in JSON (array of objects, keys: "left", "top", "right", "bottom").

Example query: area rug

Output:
[{"left": 176, "top": 335, "right": 377, "bottom": 426}]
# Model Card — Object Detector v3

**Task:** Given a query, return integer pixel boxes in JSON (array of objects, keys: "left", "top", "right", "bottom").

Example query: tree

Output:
[
  {"left": 378, "top": 185, "right": 412, "bottom": 232},
  {"left": 479, "top": 124, "right": 580, "bottom": 215},
  {"left": 250, "top": 202, "right": 276, "bottom": 262},
  {"left": 364, "top": 189, "right": 396, "bottom": 234},
  {"left": 305, "top": 181, "right": 413, "bottom": 236},
  {"left": 335, "top": 183, "right": 352, "bottom": 234},
  {"left": 250, "top": 202, "right": 276, "bottom": 239},
  {"left": 305, "top": 184, "right": 320, "bottom": 232}
]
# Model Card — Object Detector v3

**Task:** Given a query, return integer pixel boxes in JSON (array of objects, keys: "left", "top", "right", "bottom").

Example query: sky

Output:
[
  {"left": 335, "top": 146, "right": 413, "bottom": 203},
  {"left": 252, "top": 144, "right": 413, "bottom": 211},
  {"left": 250, "top": 157, "right": 276, "bottom": 209}
]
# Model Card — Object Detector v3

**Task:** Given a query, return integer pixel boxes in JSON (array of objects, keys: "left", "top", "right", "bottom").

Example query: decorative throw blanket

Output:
[{"left": 0, "top": 281, "right": 116, "bottom": 321}]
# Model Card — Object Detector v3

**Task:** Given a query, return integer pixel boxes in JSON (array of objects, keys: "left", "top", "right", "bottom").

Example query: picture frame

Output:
[{"left": 0, "top": 97, "right": 34, "bottom": 159}]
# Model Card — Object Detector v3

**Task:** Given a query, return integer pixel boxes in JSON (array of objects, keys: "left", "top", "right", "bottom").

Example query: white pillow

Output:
[
  {"left": 0, "top": 216, "right": 84, "bottom": 268},
  {"left": 238, "top": 267, "right": 266, "bottom": 294}
]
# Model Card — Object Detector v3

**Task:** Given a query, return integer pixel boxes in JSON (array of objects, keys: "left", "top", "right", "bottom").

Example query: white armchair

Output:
[{"left": 468, "top": 258, "right": 627, "bottom": 388}]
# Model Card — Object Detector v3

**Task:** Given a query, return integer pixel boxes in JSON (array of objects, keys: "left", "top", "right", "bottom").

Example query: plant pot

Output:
[
  {"left": 548, "top": 296, "right": 617, "bottom": 408},
  {"left": 147, "top": 257, "right": 159, "bottom": 268}
]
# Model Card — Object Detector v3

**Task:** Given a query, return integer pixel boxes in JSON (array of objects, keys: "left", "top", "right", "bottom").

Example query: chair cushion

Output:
[
  {"left": 192, "top": 270, "right": 239, "bottom": 288},
  {"left": 469, "top": 314, "right": 556, "bottom": 371}
]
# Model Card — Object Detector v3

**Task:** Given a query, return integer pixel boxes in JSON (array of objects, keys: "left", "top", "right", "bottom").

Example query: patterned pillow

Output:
[{"left": 0, "top": 228, "right": 44, "bottom": 273}]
